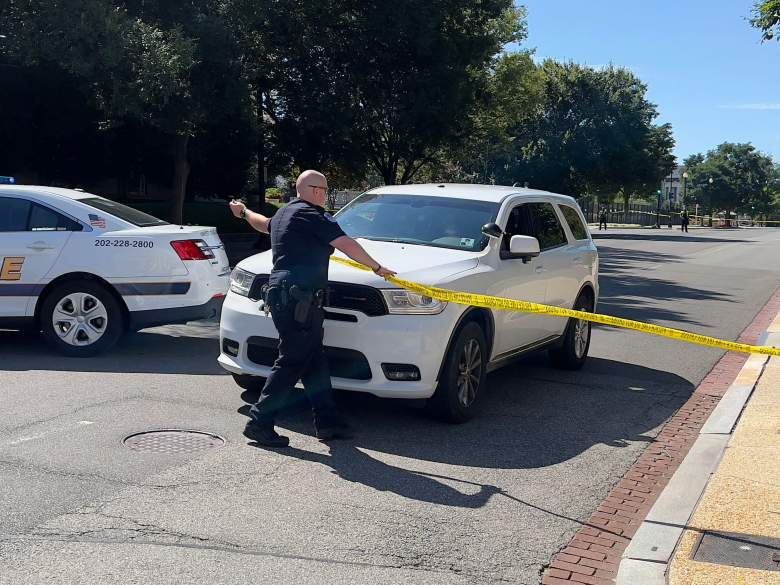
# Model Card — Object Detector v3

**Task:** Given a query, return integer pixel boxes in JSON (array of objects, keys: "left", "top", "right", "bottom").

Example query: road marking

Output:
[{"left": 8, "top": 420, "right": 95, "bottom": 446}]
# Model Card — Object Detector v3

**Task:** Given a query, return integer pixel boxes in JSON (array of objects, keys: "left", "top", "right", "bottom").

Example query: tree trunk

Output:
[{"left": 170, "top": 134, "right": 190, "bottom": 225}]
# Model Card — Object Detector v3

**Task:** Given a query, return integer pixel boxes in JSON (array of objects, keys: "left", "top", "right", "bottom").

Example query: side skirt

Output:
[{"left": 486, "top": 335, "right": 562, "bottom": 373}]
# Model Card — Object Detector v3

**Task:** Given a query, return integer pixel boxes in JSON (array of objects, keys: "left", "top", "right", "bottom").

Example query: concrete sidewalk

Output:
[{"left": 617, "top": 312, "right": 780, "bottom": 584}]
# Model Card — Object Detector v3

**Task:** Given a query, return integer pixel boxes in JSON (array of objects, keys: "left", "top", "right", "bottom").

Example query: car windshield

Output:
[
  {"left": 335, "top": 193, "right": 499, "bottom": 252},
  {"left": 79, "top": 197, "right": 168, "bottom": 227}
]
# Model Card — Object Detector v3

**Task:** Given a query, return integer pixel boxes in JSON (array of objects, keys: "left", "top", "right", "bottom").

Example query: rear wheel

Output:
[
  {"left": 428, "top": 321, "right": 487, "bottom": 423},
  {"left": 549, "top": 293, "right": 593, "bottom": 370},
  {"left": 40, "top": 280, "right": 124, "bottom": 357}
]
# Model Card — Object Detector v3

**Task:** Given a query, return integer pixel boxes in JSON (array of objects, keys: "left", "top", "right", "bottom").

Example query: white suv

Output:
[{"left": 218, "top": 184, "right": 598, "bottom": 422}]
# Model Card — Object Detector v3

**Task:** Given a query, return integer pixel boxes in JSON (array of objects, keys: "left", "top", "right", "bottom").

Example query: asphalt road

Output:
[{"left": 1, "top": 228, "right": 779, "bottom": 585}]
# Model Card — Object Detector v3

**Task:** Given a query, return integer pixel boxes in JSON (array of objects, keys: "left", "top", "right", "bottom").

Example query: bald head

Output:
[{"left": 296, "top": 170, "right": 328, "bottom": 207}]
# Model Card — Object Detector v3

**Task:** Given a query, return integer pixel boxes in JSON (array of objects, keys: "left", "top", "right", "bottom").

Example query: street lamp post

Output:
[
  {"left": 656, "top": 189, "right": 662, "bottom": 228},
  {"left": 707, "top": 177, "right": 714, "bottom": 227}
]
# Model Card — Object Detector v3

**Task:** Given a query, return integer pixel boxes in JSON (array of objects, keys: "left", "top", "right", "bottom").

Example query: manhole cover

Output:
[
  {"left": 123, "top": 430, "right": 225, "bottom": 454},
  {"left": 693, "top": 531, "right": 780, "bottom": 571}
]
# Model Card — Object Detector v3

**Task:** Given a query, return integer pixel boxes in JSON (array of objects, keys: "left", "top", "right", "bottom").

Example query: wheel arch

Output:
[
  {"left": 34, "top": 272, "right": 130, "bottom": 327},
  {"left": 435, "top": 307, "right": 495, "bottom": 382},
  {"left": 576, "top": 281, "right": 596, "bottom": 309}
]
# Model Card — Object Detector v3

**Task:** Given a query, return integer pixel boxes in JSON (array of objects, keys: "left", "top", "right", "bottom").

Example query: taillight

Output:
[{"left": 170, "top": 239, "right": 215, "bottom": 260}]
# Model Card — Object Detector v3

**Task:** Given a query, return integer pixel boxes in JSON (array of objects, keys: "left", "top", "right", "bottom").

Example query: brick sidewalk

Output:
[{"left": 541, "top": 288, "right": 780, "bottom": 585}]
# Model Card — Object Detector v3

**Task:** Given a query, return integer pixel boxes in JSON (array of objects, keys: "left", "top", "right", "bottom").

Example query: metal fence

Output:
[{"left": 578, "top": 200, "right": 680, "bottom": 226}]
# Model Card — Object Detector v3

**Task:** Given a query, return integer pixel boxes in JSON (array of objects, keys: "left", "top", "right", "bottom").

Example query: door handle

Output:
[
  {"left": 534, "top": 265, "right": 545, "bottom": 274},
  {"left": 27, "top": 242, "right": 56, "bottom": 251},
  {"left": 572, "top": 256, "right": 583, "bottom": 264}
]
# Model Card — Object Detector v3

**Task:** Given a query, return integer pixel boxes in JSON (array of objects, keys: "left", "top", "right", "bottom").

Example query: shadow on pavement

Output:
[
  {"left": 239, "top": 355, "right": 691, "bottom": 508},
  {"left": 596, "top": 245, "right": 733, "bottom": 326},
  {"left": 593, "top": 233, "right": 752, "bottom": 244},
  {"left": 0, "top": 327, "right": 226, "bottom": 375}
]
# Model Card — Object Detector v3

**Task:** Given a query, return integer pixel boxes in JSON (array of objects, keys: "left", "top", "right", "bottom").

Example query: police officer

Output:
[{"left": 229, "top": 170, "right": 395, "bottom": 448}]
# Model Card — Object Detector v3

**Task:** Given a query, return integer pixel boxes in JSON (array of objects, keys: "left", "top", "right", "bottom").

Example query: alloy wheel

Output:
[
  {"left": 457, "top": 338, "right": 483, "bottom": 407},
  {"left": 574, "top": 318, "right": 590, "bottom": 358}
]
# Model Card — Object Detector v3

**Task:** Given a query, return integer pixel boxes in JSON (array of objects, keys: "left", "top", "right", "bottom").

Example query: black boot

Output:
[{"left": 243, "top": 423, "right": 290, "bottom": 448}]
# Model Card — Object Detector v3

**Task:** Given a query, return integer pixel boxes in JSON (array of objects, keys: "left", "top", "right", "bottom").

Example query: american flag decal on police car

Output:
[{"left": 88, "top": 214, "right": 106, "bottom": 228}]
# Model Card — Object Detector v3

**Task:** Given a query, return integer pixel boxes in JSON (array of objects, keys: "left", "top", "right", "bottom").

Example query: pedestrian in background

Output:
[
  {"left": 681, "top": 210, "right": 690, "bottom": 233},
  {"left": 598, "top": 207, "right": 608, "bottom": 231},
  {"left": 229, "top": 170, "right": 395, "bottom": 448}
]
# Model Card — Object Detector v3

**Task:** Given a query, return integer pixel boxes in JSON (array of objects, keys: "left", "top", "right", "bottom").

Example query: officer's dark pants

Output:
[
  {"left": 248, "top": 304, "right": 340, "bottom": 429},
  {"left": 599, "top": 219, "right": 607, "bottom": 230}
]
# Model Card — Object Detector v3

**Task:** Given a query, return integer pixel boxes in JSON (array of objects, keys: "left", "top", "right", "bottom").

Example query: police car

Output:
[
  {"left": 219, "top": 184, "right": 599, "bottom": 422},
  {"left": 0, "top": 181, "right": 230, "bottom": 356}
]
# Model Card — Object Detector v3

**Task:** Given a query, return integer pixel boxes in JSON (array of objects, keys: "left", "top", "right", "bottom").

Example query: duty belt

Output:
[{"left": 260, "top": 282, "right": 326, "bottom": 323}]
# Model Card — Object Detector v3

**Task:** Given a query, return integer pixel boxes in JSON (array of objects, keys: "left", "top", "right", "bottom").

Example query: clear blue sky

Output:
[{"left": 516, "top": 0, "right": 780, "bottom": 163}]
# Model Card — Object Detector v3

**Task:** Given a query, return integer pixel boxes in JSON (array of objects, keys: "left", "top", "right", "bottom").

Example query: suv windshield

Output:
[
  {"left": 335, "top": 193, "right": 499, "bottom": 252},
  {"left": 79, "top": 197, "right": 168, "bottom": 227}
]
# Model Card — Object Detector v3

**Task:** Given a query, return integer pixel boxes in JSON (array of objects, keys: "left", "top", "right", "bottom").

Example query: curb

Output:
[
  {"left": 614, "top": 352, "right": 775, "bottom": 583},
  {"left": 540, "top": 288, "right": 780, "bottom": 585}
]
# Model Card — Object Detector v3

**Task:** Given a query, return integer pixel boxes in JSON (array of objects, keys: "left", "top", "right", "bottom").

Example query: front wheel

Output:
[
  {"left": 549, "top": 294, "right": 593, "bottom": 370},
  {"left": 428, "top": 321, "right": 488, "bottom": 423},
  {"left": 40, "top": 280, "right": 124, "bottom": 357}
]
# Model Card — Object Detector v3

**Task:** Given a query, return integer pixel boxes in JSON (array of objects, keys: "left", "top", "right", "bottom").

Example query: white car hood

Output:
[{"left": 237, "top": 239, "right": 479, "bottom": 287}]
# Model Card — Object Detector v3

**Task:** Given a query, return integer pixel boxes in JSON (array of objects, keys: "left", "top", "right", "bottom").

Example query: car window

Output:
[
  {"left": 531, "top": 202, "right": 568, "bottom": 250},
  {"left": 336, "top": 194, "right": 499, "bottom": 252},
  {"left": 29, "top": 203, "right": 83, "bottom": 231},
  {"left": 502, "top": 202, "right": 568, "bottom": 252},
  {"left": 559, "top": 204, "right": 589, "bottom": 240},
  {"left": 0, "top": 198, "right": 31, "bottom": 232},
  {"left": 80, "top": 197, "right": 168, "bottom": 227},
  {"left": 502, "top": 204, "right": 535, "bottom": 252}
]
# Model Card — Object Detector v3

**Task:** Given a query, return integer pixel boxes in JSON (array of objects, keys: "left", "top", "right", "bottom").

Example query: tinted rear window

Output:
[
  {"left": 560, "top": 205, "right": 589, "bottom": 240},
  {"left": 80, "top": 197, "right": 168, "bottom": 227},
  {"left": 0, "top": 198, "right": 31, "bottom": 231}
]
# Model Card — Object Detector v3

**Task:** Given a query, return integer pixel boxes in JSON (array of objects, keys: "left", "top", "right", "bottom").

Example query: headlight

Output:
[
  {"left": 381, "top": 289, "right": 447, "bottom": 314},
  {"left": 230, "top": 268, "right": 256, "bottom": 297}
]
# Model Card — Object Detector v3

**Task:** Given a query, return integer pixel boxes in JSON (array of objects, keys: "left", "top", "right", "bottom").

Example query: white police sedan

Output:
[{"left": 0, "top": 183, "right": 230, "bottom": 356}]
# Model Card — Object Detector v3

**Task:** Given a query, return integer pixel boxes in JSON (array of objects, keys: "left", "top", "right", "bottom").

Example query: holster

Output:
[{"left": 289, "top": 285, "right": 313, "bottom": 324}]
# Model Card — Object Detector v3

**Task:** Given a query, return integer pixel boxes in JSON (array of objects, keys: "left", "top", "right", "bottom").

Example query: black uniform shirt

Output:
[{"left": 267, "top": 198, "right": 346, "bottom": 290}]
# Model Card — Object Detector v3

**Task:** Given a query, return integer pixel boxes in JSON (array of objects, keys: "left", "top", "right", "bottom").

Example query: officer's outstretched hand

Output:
[
  {"left": 374, "top": 266, "right": 396, "bottom": 278},
  {"left": 229, "top": 199, "right": 246, "bottom": 218}
]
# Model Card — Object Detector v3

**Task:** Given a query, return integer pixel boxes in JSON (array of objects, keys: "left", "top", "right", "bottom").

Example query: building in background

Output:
[{"left": 660, "top": 166, "right": 682, "bottom": 205}]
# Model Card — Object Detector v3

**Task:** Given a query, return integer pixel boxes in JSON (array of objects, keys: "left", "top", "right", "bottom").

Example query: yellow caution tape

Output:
[{"left": 330, "top": 256, "right": 780, "bottom": 357}]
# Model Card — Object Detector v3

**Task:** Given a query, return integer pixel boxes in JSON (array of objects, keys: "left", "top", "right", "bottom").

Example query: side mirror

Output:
[
  {"left": 506, "top": 235, "right": 540, "bottom": 262},
  {"left": 481, "top": 222, "right": 503, "bottom": 238}
]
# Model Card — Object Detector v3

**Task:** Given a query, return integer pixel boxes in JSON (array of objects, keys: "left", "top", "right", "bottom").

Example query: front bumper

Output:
[{"left": 217, "top": 291, "right": 458, "bottom": 399}]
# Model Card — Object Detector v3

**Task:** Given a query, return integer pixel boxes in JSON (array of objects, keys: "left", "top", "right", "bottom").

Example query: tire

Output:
[
  {"left": 232, "top": 373, "right": 266, "bottom": 392},
  {"left": 40, "top": 280, "right": 124, "bottom": 357},
  {"left": 428, "top": 321, "right": 488, "bottom": 423},
  {"left": 549, "top": 293, "right": 594, "bottom": 370}
]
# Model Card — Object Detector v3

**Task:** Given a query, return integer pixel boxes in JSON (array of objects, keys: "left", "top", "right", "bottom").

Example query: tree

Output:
[
  {"left": 508, "top": 62, "right": 675, "bottom": 198},
  {"left": 456, "top": 51, "right": 545, "bottom": 184},
  {"left": 684, "top": 143, "right": 777, "bottom": 218},
  {"left": 253, "top": 0, "right": 527, "bottom": 186},
  {"left": 752, "top": 1, "right": 780, "bottom": 40},
  {"left": 2, "top": 0, "right": 251, "bottom": 223}
]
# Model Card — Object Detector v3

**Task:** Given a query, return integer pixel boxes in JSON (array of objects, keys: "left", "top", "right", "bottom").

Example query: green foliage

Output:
[
  {"left": 128, "top": 200, "right": 280, "bottom": 232},
  {"left": 1, "top": 0, "right": 677, "bottom": 202},
  {"left": 752, "top": 0, "right": 780, "bottom": 40},
  {"left": 457, "top": 61, "right": 675, "bottom": 197},
  {"left": 684, "top": 143, "right": 778, "bottom": 214}
]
